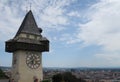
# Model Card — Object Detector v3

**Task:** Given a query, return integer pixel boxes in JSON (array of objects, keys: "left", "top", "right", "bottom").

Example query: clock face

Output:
[{"left": 26, "top": 52, "right": 41, "bottom": 69}]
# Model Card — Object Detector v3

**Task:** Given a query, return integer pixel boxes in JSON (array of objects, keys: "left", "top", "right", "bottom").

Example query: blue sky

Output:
[{"left": 0, "top": 0, "right": 120, "bottom": 68}]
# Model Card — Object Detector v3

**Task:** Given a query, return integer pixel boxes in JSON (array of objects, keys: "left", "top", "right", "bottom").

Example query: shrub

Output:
[
  {"left": 52, "top": 72, "right": 86, "bottom": 82},
  {"left": 42, "top": 79, "right": 51, "bottom": 82},
  {"left": 0, "top": 68, "right": 8, "bottom": 79}
]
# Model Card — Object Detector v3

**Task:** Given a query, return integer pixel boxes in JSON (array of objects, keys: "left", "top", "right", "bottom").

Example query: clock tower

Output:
[{"left": 5, "top": 10, "right": 49, "bottom": 82}]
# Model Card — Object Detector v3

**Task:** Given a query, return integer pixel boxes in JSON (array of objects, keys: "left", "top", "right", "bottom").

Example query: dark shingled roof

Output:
[{"left": 15, "top": 10, "right": 41, "bottom": 37}]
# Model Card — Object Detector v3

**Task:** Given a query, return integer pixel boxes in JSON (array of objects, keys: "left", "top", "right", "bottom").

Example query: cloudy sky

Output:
[{"left": 0, "top": 0, "right": 120, "bottom": 68}]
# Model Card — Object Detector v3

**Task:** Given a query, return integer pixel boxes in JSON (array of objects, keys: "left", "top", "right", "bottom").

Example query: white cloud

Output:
[
  {"left": 78, "top": 0, "right": 120, "bottom": 51},
  {"left": 0, "top": 1, "right": 22, "bottom": 41},
  {"left": 37, "top": 0, "right": 75, "bottom": 31},
  {"left": 59, "top": 33, "right": 80, "bottom": 44},
  {"left": 67, "top": 11, "right": 81, "bottom": 17},
  {"left": 77, "top": 0, "right": 120, "bottom": 64},
  {"left": 0, "top": 0, "right": 76, "bottom": 41}
]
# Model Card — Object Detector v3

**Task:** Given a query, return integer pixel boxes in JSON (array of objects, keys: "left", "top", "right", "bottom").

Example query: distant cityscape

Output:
[{"left": 1, "top": 66, "right": 120, "bottom": 82}]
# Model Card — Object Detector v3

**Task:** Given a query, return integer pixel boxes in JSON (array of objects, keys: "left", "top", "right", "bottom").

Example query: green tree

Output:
[
  {"left": 0, "top": 68, "right": 8, "bottom": 79},
  {"left": 52, "top": 74, "right": 62, "bottom": 82},
  {"left": 63, "top": 72, "right": 76, "bottom": 82},
  {"left": 52, "top": 72, "right": 86, "bottom": 82},
  {"left": 42, "top": 79, "right": 51, "bottom": 82}
]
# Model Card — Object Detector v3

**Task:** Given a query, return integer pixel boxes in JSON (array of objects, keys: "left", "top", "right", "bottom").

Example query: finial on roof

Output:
[
  {"left": 25, "top": 0, "right": 32, "bottom": 13},
  {"left": 29, "top": 1, "right": 32, "bottom": 10}
]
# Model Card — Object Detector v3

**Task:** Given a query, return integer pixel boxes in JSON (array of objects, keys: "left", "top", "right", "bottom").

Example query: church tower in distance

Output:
[{"left": 5, "top": 10, "right": 49, "bottom": 82}]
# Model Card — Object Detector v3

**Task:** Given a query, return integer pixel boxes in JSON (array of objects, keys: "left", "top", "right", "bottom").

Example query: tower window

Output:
[
  {"left": 19, "top": 33, "right": 27, "bottom": 38},
  {"left": 26, "top": 34, "right": 30, "bottom": 38},
  {"left": 34, "top": 36, "right": 37, "bottom": 39}
]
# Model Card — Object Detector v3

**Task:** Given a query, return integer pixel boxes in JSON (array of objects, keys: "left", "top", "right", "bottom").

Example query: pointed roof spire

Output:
[{"left": 15, "top": 10, "right": 41, "bottom": 37}]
